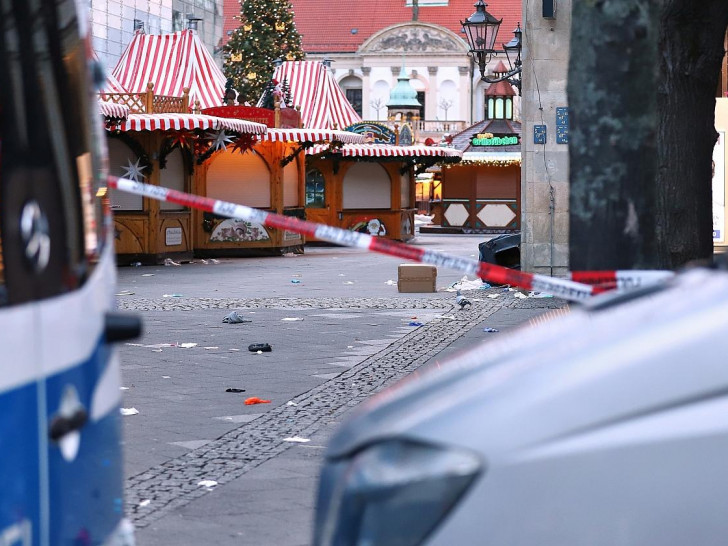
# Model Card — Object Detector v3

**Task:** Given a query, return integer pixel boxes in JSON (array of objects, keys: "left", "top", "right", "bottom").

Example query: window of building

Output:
[
  {"left": 417, "top": 91, "right": 426, "bottom": 120},
  {"left": 172, "top": 10, "right": 184, "bottom": 32},
  {"left": 486, "top": 94, "right": 514, "bottom": 120},
  {"left": 346, "top": 88, "right": 362, "bottom": 116},
  {"left": 305, "top": 169, "right": 326, "bottom": 208}
]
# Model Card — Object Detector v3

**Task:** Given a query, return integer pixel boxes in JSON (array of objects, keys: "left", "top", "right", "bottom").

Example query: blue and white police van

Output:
[{"left": 0, "top": 0, "right": 139, "bottom": 543}]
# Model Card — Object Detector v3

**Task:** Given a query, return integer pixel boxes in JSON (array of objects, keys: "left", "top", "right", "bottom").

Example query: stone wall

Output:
[{"left": 520, "top": 0, "right": 570, "bottom": 275}]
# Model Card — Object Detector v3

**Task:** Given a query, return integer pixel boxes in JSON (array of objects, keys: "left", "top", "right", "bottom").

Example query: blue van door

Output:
[{"left": 1, "top": 0, "right": 130, "bottom": 543}]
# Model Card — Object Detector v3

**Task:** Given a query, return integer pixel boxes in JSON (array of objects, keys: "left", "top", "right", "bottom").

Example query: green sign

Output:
[{"left": 470, "top": 133, "right": 519, "bottom": 146}]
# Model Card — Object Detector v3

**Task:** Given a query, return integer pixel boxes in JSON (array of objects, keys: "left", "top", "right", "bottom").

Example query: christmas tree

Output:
[{"left": 223, "top": 0, "right": 305, "bottom": 105}]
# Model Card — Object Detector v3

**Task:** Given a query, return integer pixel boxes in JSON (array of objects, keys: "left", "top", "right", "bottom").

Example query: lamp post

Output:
[{"left": 461, "top": 1, "right": 522, "bottom": 94}]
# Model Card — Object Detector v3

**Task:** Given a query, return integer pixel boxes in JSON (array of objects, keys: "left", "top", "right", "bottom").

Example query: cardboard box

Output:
[{"left": 398, "top": 264, "right": 437, "bottom": 293}]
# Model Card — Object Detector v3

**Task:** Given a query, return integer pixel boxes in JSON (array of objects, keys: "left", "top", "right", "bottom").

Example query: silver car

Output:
[{"left": 313, "top": 266, "right": 728, "bottom": 546}]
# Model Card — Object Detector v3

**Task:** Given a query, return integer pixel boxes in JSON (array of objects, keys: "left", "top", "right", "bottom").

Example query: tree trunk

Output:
[
  {"left": 656, "top": 1, "right": 728, "bottom": 268},
  {"left": 569, "top": 0, "right": 660, "bottom": 269}
]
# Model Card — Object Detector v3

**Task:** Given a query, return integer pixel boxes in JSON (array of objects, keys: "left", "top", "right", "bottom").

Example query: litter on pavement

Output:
[
  {"left": 120, "top": 408, "right": 139, "bottom": 416},
  {"left": 222, "top": 311, "right": 252, "bottom": 324},
  {"left": 283, "top": 436, "right": 311, "bottom": 443},
  {"left": 286, "top": 401, "right": 298, "bottom": 407},
  {"left": 179, "top": 343, "right": 198, "bottom": 348},
  {"left": 245, "top": 397, "right": 271, "bottom": 405},
  {"left": 139, "top": 500, "right": 151, "bottom": 507},
  {"left": 226, "top": 388, "right": 246, "bottom": 393},
  {"left": 385, "top": 280, "right": 396, "bottom": 285},
  {"left": 281, "top": 317, "right": 303, "bottom": 321},
  {"left": 164, "top": 258, "right": 181, "bottom": 266},
  {"left": 198, "top": 480, "right": 218, "bottom": 489},
  {"left": 445, "top": 276, "right": 491, "bottom": 292},
  {"left": 115, "top": 290, "right": 134, "bottom": 296},
  {"left": 483, "top": 327, "right": 500, "bottom": 333},
  {"left": 162, "top": 293, "right": 184, "bottom": 298},
  {"left": 291, "top": 279, "right": 302, "bottom": 284},
  {"left": 141, "top": 273, "right": 155, "bottom": 277},
  {"left": 248, "top": 343, "right": 272, "bottom": 352},
  {"left": 409, "top": 321, "right": 424, "bottom": 327}
]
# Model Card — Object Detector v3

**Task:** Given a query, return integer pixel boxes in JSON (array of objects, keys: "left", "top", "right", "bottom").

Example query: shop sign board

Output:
[{"left": 471, "top": 133, "right": 519, "bottom": 147}]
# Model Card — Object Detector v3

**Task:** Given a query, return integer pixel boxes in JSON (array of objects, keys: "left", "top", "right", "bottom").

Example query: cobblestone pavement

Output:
[{"left": 118, "top": 293, "right": 565, "bottom": 529}]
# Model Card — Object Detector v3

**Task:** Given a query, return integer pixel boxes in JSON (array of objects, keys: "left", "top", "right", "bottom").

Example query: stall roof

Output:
[
  {"left": 271, "top": 61, "right": 361, "bottom": 130},
  {"left": 99, "top": 101, "right": 129, "bottom": 118},
  {"left": 308, "top": 143, "right": 462, "bottom": 158},
  {"left": 114, "top": 113, "right": 267, "bottom": 134},
  {"left": 451, "top": 118, "right": 522, "bottom": 153},
  {"left": 261, "top": 128, "right": 365, "bottom": 144},
  {"left": 111, "top": 30, "right": 226, "bottom": 111}
]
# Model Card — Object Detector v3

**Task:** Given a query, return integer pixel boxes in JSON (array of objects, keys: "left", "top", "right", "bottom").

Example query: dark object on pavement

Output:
[
  {"left": 478, "top": 232, "right": 521, "bottom": 270},
  {"left": 225, "top": 388, "right": 246, "bottom": 393},
  {"left": 248, "top": 343, "right": 272, "bottom": 352},
  {"left": 483, "top": 327, "right": 499, "bottom": 333},
  {"left": 455, "top": 290, "right": 472, "bottom": 310}
]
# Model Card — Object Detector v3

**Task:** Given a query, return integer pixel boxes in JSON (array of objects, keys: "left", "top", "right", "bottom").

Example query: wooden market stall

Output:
[
  {"left": 306, "top": 144, "right": 461, "bottom": 241},
  {"left": 270, "top": 61, "right": 461, "bottom": 241},
  {"left": 99, "top": 29, "right": 268, "bottom": 264},
  {"left": 190, "top": 124, "right": 365, "bottom": 256},
  {"left": 426, "top": 69, "right": 522, "bottom": 233}
]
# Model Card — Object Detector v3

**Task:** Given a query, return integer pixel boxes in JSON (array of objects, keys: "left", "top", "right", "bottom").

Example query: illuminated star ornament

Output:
[
  {"left": 121, "top": 158, "right": 147, "bottom": 182},
  {"left": 207, "top": 130, "right": 234, "bottom": 151}
]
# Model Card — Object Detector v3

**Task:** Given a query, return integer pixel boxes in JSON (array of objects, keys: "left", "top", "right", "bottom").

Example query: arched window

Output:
[{"left": 305, "top": 169, "right": 326, "bottom": 208}]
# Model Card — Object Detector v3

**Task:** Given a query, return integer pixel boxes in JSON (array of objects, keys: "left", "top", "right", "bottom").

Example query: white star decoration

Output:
[
  {"left": 121, "top": 158, "right": 147, "bottom": 182},
  {"left": 207, "top": 130, "right": 234, "bottom": 151}
]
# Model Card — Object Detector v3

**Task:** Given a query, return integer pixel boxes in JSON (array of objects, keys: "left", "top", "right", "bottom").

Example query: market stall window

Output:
[{"left": 306, "top": 169, "right": 326, "bottom": 208}]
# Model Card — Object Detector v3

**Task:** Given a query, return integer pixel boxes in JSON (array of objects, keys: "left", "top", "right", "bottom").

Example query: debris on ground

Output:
[
  {"left": 248, "top": 343, "right": 272, "bottom": 352},
  {"left": 179, "top": 343, "right": 197, "bottom": 348},
  {"left": 455, "top": 290, "right": 472, "bottom": 310},
  {"left": 225, "top": 388, "right": 245, "bottom": 393},
  {"left": 514, "top": 292, "right": 528, "bottom": 299},
  {"left": 115, "top": 290, "right": 135, "bottom": 296},
  {"left": 164, "top": 258, "right": 181, "bottom": 266},
  {"left": 528, "top": 291, "right": 554, "bottom": 298},
  {"left": 385, "top": 280, "right": 396, "bottom": 286},
  {"left": 120, "top": 408, "right": 139, "bottom": 416},
  {"left": 445, "top": 276, "right": 491, "bottom": 292},
  {"left": 291, "top": 279, "right": 302, "bottom": 284},
  {"left": 162, "top": 293, "right": 183, "bottom": 298},
  {"left": 222, "top": 311, "right": 252, "bottom": 324},
  {"left": 204, "top": 346, "right": 219, "bottom": 350},
  {"left": 281, "top": 317, "right": 303, "bottom": 322},
  {"left": 409, "top": 321, "right": 423, "bottom": 326},
  {"left": 198, "top": 480, "right": 218, "bottom": 489},
  {"left": 286, "top": 401, "right": 298, "bottom": 407},
  {"left": 283, "top": 436, "right": 311, "bottom": 443},
  {"left": 139, "top": 500, "right": 151, "bottom": 507},
  {"left": 244, "top": 397, "right": 271, "bottom": 405},
  {"left": 141, "top": 273, "right": 155, "bottom": 277},
  {"left": 483, "top": 327, "right": 499, "bottom": 333},
  {"left": 487, "top": 294, "right": 500, "bottom": 299}
]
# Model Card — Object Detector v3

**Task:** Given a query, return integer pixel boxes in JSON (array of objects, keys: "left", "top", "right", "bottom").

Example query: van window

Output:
[{"left": 0, "top": 0, "right": 106, "bottom": 306}]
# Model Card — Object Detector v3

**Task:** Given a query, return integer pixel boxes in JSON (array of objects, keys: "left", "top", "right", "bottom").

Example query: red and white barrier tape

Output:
[
  {"left": 570, "top": 270, "right": 674, "bottom": 290},
  {"left": 108, "top": 177, "right": 672, "bottom": 302}
]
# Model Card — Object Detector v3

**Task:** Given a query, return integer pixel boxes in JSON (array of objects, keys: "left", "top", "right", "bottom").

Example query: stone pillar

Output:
[
  {"left": 457, "top": 66, "right": 470, "bottom": 126},
  {"left": 520, "top": 0, "right": 571, "bottom": 276},
  {"left": 361, "top": 66, "right": 371, "bottom": 120}
]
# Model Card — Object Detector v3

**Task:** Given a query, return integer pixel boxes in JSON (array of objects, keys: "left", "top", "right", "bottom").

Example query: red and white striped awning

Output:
[
  {"left": 308, "top": 144, "right": 463, "bottom": 158},
  {"left": 112, "top": 30, "right": 226, "bottom": 111},
  {"left": 99, "top": 101, "right": 129, "bottom": 118},
  {"left": 270, "top": 61, "right": 361, "bottom": 130},
  {"left": 115, "top": 114, "right": 267, "bottom": 134},
  {"left": 260, "top": 128, "right": 365, "bottom": 144}
]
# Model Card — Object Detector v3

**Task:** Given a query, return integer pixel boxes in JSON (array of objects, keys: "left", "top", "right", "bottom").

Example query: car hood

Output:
[{"left": 325, "top": 268, "right": 728, "bottom": 459}]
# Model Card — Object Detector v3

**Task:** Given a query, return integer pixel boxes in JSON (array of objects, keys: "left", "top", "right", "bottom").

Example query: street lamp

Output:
[{"left": 461, "top": 1, "right": 522, "bottom": 94}]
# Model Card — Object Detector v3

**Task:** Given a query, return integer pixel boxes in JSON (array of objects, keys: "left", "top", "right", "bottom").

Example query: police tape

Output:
[
  {"left": 107, "top": 177, "right": 671, "bottom": 302},
  {"left": 570, "top": 270, "right": 675, "bottom": 290}
]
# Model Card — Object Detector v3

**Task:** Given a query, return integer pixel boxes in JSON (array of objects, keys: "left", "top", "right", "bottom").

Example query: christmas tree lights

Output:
[{"left": 223, "top": 0, "right": 305, "bottom": 105}]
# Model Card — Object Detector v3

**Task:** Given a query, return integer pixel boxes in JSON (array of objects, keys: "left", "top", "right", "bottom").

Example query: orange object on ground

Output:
[{"left": 245, "top": 397, "right": 271, "bottom": 405}]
